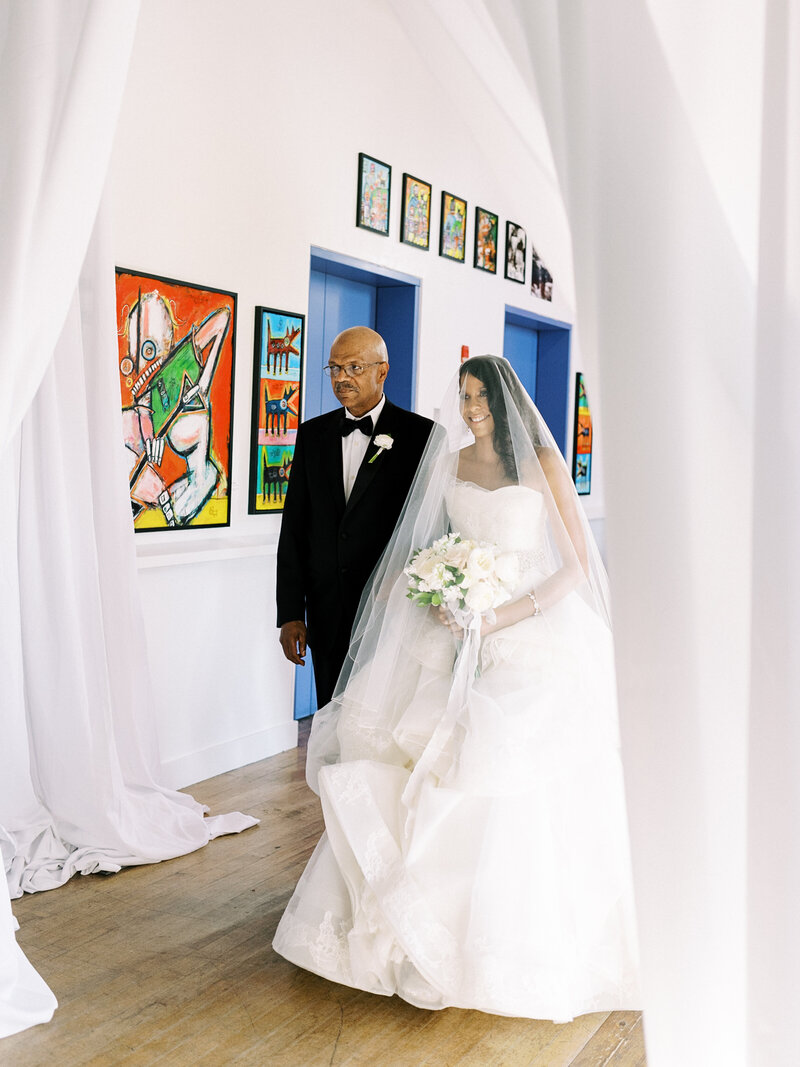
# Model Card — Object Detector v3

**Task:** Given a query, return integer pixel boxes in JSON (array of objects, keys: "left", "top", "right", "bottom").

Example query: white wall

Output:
[{"left": 111, "top": 0, "right": 589, "bottom": 786}]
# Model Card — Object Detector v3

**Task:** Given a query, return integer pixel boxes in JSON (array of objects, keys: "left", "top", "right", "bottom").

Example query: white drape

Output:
[
  {"left": 468, "top": 0, "right": 797, "bottom": 1063},
  {"left": 0, "top": 0, "right": 255, "bottom": 1036}
]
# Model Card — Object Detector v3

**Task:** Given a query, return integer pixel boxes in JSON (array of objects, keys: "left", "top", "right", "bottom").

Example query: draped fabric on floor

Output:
[
  {"left": 0, "top": 0, "right": 255, "bottom": 1035},
  {"left": 422, "top": 1, "right": 794, "bottom": 1064}
]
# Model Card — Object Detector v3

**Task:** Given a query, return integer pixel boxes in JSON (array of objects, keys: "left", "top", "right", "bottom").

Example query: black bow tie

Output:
[{"left": 341, "top": 415, "right": 373, "bottom": 438}]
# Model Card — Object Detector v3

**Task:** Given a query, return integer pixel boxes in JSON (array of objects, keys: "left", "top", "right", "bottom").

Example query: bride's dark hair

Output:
[{"left": 459, "top": 356, "right": 519, "bottom": 481}]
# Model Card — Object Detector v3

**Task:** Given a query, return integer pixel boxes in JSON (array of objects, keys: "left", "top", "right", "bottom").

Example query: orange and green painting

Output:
[{"left": 116, "top": 269, "right": 237, "bottom": 531}]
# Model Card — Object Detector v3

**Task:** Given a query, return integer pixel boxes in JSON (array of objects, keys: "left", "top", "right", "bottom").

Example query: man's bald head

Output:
[
  {"left": 328, "top": 327, "right": 389, "bottom": 417},
  {"left": 331, "top": 326, "right": 388, "bottom": 364}
]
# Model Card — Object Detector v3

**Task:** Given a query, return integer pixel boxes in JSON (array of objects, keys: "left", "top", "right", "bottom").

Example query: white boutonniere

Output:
[{"left": 369, "top": 433, "right": 394, "bottom": 464}]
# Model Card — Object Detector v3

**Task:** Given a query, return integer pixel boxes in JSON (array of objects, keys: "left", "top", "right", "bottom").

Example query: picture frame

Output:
[
  {"left": 439, "top": 191, "right": 467, "bottom": 262},
  {"left": 356, "top": 152, "right": 391, "bottom": 236},
  {"left": 473, "top": 206, "right": 498, "bottom": 273},
  {"left": 572, "top": 372, "right": 593, "bottom": 495},
  {"left": 115, "top": 268, "right": 237, "bottom": 532},
  {"left": 248, "top": 307, "right": 304, "bottom": 514},
  {"left": 400, "top": 173, "right": 432, "bottom": 250},
  {"left": 504, "top": 221, "right": 527, "bottom": 283},
  {"left": 530, "top": 243, "right": 554, "bottom": 302}
]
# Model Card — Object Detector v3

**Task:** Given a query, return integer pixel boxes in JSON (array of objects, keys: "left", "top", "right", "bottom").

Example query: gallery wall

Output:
[{"left": 110, "top": 0, "right": 599, "bottom": 787}]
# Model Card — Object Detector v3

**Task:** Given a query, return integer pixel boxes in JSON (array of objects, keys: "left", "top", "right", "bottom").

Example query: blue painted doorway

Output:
[
  {"left": 292, "top": 248, "right": 421, "bottom": 720},
  {"left": 503, "top": 306, "right": 571, "bottom": 456}
]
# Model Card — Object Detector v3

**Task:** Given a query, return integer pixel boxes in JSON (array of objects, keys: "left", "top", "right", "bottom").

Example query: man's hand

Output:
[{"left": 280, "top": 620, "right": 308, "bottom": 665}]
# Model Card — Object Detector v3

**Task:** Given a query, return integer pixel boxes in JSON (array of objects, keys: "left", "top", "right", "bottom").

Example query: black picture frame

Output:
[
  {"left": 400, "top": 173, "right": 432, "bottom": 250},
  {"left": 504, "top": 221, "right": 527, "bottom": 283},
  {"left": 473, "top": 206, "right": 499, "bottom": 273},
  {"left": 248, "top": 306, "right": 305, "bottom": 515},
  {"left": 439, "top": 190, "right": 467, "bottom": 262},
  {"left": 114, "top": 267, "right": 237, "bottom": 533},
  {"left": 356, "top": 152, "right": 392, "bottom": 236},
  {"left": 571, "top": 372, "right": 592, "bottom": 495}
]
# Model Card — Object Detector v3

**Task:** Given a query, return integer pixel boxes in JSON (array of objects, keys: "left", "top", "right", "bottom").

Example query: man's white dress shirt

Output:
[{"left": 342, "top": 394, "right": 385, "bottom": 503}]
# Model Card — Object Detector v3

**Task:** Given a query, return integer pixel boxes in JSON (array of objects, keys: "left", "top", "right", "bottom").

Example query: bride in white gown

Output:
[{"left": 273, "top": 356, "right": 639, "bottom": 1021}]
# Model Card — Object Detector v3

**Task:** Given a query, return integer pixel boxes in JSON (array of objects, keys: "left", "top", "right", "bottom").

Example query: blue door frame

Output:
[{"left": 503, "top": 305, "right": 571, "bottom": 457}]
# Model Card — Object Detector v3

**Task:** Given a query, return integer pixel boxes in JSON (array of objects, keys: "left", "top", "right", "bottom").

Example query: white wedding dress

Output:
[{"left": 273, "top": 481, "right": 639, "bottom": 1021}]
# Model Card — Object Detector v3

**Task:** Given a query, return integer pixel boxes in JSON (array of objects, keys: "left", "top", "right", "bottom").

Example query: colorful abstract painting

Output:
[
  {"left": 439, "top": 191, "right": 467, "bottom": 262},
  {"left": 115, "top": 269, "right": 237, "bottom": 531},
  {"left": 572, "top": 372, "right": 593, "bottom": 495},
  {"left": 249, "top": 307, "right": 303, "bottom": 513},
  {"left": 474, "top": 207, "right": 498, "bottom": 273},
  {"left": 400, "top": 173, "right": 431, "bottom": 249},
  {"left": 357, "top": 152, "right": 391, "bottom": 236}
]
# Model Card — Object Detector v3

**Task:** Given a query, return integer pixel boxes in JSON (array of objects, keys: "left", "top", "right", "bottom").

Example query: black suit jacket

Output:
[{"left": 276, "top": 399, "right": 434, "bottom": 655}]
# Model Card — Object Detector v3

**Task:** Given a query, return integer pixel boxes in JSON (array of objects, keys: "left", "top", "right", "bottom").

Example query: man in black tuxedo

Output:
[{"left": 277, "top": 326, "right": 434, "bottom": 709}]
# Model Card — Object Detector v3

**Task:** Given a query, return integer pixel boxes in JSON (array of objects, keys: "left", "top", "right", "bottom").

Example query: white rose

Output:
[
  {"left": 445, "top": 539, "right": 471, "bottom": 570},
  {"left": 374, "top": 434, "right": 393, "bottom": 450},
  {"left": 465, "top": 545, "right": 495, "bottom": 582},
  {"left": 464, "top": 580, "right": 495, "bottom": 614},
  {"left": 494, "top": 552, "right": 520, "bottom": 586},
  {"left": 414, "top": 552, "right": 439, "bottom": 582}
]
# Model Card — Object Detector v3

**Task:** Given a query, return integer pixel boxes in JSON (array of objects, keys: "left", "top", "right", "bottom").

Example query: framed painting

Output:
[
  {"left": 356, "top": 152, "right": 391, "bottom": 236},
  {"left": 473, "top": 206, "right": 498, "bottom": 273},
  {"left": 115, "top": 268, "right": 237, "bottom": 532},
  {"left": 439, "top": 191, "right": 467, "bottom": 262},
  {"left": 530, "top": 243, "right": 554, "bottom": 302},
  {"left": 504, "top": 221, "right": 527, "bottom": 283},
  {"left": 572, "top": 372, "right": 593, "bottom": 495},
  {"left": 249, "top": 307, "right": 304, "bottom": 514},
  {"left": 400, "top": 173, "right": 432, "bottom": 249}
]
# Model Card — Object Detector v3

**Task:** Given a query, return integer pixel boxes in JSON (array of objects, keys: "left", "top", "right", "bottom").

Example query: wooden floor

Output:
[{"left": 6, "top": 736, "right": 646, "bottom": 1066}]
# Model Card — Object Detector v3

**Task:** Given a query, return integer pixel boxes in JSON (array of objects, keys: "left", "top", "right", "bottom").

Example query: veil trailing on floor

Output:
[{"left": 307, "top": 355, "right": 615, "bottom": 795}]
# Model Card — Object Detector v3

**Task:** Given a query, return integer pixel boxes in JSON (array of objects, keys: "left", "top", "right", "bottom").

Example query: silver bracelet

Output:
[{"left": 527, "top": 591, "right": 542, "bottom": 617}]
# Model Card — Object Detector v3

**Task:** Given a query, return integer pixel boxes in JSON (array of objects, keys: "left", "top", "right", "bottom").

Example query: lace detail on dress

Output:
[
  {"left": 516, "top": 547, "right": 548, "bottom": 573},
  {"left": 276, "top": 908, "right": 353, "bottom": 984},
  {"left": 361, "top": 829, "right": 392, "bottom": 883},
  {"left": 331, "top": 766, "right": 370, "bottom": 805}
]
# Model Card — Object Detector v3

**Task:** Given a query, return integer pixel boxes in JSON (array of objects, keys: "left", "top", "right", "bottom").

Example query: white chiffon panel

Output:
[
  {"left": 1, "top": 196, "right": 257, "bottom": 899},
  {"left": 0, "top": 2, "right": 256, "bottom": 1041},
  {"left": 474, "top": 1, "right": 784, "bottom": 1064},
  {"left": 0, "top": 0, "right": 141, "bottom": 1033},
  {"left": 748, "top": 3, "right": 800, "bottom": 1063},
  {"left": 0, "top": 0, "right": 140, "bottom": 457},
  {"left": 0, "top": 873, "right": 56, "bottom": 1039}
]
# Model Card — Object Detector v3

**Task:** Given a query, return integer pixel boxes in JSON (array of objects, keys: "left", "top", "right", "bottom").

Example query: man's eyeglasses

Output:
[{"left": 324, "top": 361, "right": 386, "bottom": 379}]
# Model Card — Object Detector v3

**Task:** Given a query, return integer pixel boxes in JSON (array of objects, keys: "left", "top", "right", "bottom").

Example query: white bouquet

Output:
[{"left": 404, "top": 532, "right": 520, "bottom": 625}]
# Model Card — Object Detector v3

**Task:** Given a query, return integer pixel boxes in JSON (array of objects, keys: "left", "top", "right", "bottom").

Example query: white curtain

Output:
[
  {"left": 0, "top": 0, "right": 255, "bottom": 1035},
  {"left": 467, "top": 0, "right": 798, "bottom": 1064}
]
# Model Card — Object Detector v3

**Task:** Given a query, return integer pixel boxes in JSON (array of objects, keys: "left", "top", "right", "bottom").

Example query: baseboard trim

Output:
[{"left": 161, "top": 720, "right": 299, "bottom": 790}]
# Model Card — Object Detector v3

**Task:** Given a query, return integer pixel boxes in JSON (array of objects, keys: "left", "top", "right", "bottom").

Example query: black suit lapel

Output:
[
  {"left": 345, "top": 400, "right": 397, "bottom": 514},
  {"left": 320, "top": 412, "right": 346, "bottom": 518}
]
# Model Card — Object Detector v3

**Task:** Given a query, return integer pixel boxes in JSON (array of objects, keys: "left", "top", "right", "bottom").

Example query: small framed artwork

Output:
[
  {"left": 249, "top": 307, "right": 304, "bottom": 514},
  {"left": 530, "top": 243, "right": 554, "bottom": 302},
  {"left": 572, "top": 372, "right": 593, "bottom": 495},
  {"left": 356, "top": 152, "right": 391, "bottom": 236},
  {"left": 400, "top": 173, "right": 432, "bottom": 249},
  {"left": 439, "top": 191, "right": 467, "bottom": 262},
  {"left": 473, "top": 207, "right": 498, "bottom": 273},
  {"left": 504, "top": 221, "right": 527, "bottom": 283},
  {"left": 115, "top": 268, "right": 237, "bottom": 532}
]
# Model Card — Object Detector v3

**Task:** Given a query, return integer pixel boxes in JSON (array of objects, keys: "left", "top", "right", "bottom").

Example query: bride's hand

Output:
[{"left": 435, "top": 604, "right": 465, "bottom": 638}]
